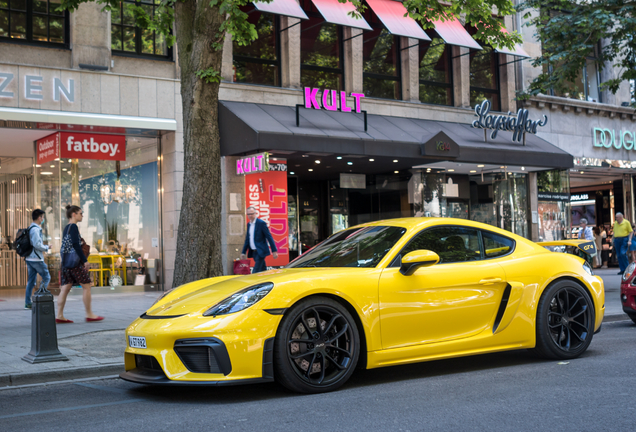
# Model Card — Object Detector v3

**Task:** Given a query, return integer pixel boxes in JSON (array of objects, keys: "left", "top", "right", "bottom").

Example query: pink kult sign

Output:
[{"left": 304, "top": 87, "right": 365, "bottom": 113}]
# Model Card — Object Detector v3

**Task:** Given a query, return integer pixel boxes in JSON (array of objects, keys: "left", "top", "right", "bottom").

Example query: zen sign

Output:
[{"left": 472, "top": 100, "right": 548, "bottom": 143}]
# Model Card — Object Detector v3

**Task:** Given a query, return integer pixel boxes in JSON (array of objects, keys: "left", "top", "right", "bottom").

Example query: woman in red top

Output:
[{"left": 55, "top": 205, "right": 104, "bottom": 323}]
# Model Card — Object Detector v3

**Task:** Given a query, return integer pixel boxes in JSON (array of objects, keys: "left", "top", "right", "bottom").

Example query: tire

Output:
[
  {"left": 532, "top": 280, "right": 595, "bottom": 360},
  {"left": 273, "top": 296, "right": 360, "bottom": 393},
  {"left": 628, "top": 313, "right": 636, "bottom": 325}
]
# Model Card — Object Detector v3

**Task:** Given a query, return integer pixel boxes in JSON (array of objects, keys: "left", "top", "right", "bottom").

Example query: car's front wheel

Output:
[
  {"left": 532, "top": 280, "right": 595, "bottom": 359},
  {"left": 273, "top": 297, "right": 360, "bottom": 393},
  {"left": 627, "top": 313, "right": 636, "bottom": 325}
]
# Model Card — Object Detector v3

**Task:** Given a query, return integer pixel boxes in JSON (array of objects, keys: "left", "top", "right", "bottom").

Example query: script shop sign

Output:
[
  {"left": 471, "top": 100, "right": 548, "bottom": 143},
  {"left": 36, "top": 132, "right": 126, "bottom": 164},
  {"left": 245, "top": 160, "right": 289, "bottom": 267}
]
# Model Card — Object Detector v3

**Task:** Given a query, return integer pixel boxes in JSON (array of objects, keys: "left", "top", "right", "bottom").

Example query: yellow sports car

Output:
[{"left": 121, "top": 218, "right": 604, "bottom": 393}]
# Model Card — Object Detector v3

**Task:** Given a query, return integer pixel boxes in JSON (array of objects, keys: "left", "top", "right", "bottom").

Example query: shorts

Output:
[{"left": 60, "top": 264, "right": 92, "bottom": 286}]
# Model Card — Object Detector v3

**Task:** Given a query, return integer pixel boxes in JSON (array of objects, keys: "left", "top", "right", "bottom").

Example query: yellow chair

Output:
[{"left": 88, "top": 255, "right": 107, "bottom": 286}]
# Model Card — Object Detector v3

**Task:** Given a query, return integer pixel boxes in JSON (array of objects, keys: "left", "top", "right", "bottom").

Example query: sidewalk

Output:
[
  {"left": 0, "top": 287, "right": 161, "bottom": 388},
  {"left": 0, "top": 270, "right": 631, "bottom": 388}
]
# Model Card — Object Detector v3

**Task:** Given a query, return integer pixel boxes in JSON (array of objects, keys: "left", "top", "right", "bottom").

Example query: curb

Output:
[
  {"left": 0, "top": 363, "right": 124, "bottom": 388},
  {"left": 603, "top": 313, "right": 632, "bottom": 323}
]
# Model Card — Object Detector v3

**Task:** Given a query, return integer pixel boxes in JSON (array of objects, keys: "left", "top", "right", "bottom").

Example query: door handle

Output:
[{"left": 479, "top": 278, "right": 503, "bottom": 285}]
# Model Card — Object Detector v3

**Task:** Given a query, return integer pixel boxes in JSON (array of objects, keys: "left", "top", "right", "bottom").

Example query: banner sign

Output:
[
  {"left": 245, "top": 159, "right": 289, "bottom": 268},
  {"left": 237, "top": 152, "right": 269, "bottom": 175},
  {"left": 36, "top": 132, "right": 126, "bottom": 162},
  {"left": 36, "top": 133, "right": 60, "bottom": 164},
  {"left": 472, "top": 100, "right": 548, "bottom": 142}
]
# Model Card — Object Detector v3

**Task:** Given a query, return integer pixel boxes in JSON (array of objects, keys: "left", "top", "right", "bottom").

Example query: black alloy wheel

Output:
[
  {"left": 274, "top": 297, "right": 360, "bottom": 393},
  {"left": 532, "top": 280, "right": 595, "bottom": 359}
]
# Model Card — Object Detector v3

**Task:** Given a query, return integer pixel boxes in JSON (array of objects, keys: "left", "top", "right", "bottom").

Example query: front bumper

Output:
[
  {"left": 620, "top": 282, "right": 636, "bottom": 314},
  {"left": 122, "top": 308, "right": 281, "bottom": 385}
]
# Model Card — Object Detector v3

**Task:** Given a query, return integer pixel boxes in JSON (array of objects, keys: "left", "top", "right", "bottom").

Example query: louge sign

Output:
[{"left": 472, "top": 100, "right": 548, "bottom": 142}]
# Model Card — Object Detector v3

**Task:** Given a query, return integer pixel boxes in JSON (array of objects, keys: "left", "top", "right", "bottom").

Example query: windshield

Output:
[{"left": 287, "top": 226, "right": 407, "bottom": 268}]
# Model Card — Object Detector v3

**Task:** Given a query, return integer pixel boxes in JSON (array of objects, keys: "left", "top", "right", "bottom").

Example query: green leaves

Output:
[{"left": 195, "top": 68, "right": 221, "bottom": 84}]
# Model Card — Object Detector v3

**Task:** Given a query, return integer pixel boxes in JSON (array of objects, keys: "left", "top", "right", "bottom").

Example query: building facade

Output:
[{"left": 1, "top": 0, "right": 635, "bottom": 286}]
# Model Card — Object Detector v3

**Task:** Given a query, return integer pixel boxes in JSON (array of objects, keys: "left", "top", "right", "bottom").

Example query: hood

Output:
[{"left": 145, "top": 267, "right": 337, "bottom": 317}]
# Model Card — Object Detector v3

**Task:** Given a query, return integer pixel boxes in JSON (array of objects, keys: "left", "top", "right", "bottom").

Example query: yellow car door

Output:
[{"left": 378, "top": 225, "right": 509, "bottom": 350}]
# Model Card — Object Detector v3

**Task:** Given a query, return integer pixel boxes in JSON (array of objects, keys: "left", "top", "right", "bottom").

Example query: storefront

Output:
[
  {"left": 219, "top": 94, "right": 574, "bottom": 270},
  {"left": 0, "top": 90, "right": 177, "bottom": 288}
]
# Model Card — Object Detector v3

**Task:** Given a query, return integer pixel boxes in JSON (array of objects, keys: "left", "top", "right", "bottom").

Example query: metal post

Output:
[{"left": 22, "top": 288, "right": 68, "bottom": 364}]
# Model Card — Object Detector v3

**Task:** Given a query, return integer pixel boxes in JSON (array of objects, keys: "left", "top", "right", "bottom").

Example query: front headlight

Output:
[
  {"left": 623, "top": 262, "right": 635, "bottom": 281},
  {"left": 583, "top": 261, "right": 593, "bottom": 276},
  {"left": 203, "top": 282, "right": 274, "bottom": 317}
]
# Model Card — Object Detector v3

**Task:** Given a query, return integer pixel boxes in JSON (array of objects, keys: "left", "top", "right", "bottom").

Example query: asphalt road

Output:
[{"left": 1, "top": 320, "right": 635, "bottom": 432}]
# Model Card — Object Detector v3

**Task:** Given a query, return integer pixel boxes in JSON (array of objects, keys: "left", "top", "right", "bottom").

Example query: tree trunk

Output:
[{"left": 172, "top": 0, "right": 225, "bottom": 287}]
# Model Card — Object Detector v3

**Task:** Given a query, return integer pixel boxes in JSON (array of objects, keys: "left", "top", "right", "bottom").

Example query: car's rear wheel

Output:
[
  {"left": 532, "top": 280, "right": 595, "bottom": 359},
  {"left": 273, "top": 297, "right": 360, "bottom": 393}
]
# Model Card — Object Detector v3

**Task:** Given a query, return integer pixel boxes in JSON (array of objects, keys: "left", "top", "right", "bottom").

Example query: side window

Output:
[
  {"left": 400, "top": 226, "right": 482, "bottom": 264},
  {"left": 481, "top": 231, "right": 515, "bottom": 258}
]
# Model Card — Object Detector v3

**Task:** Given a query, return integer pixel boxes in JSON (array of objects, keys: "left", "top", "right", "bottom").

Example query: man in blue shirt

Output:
[
  {"left": 241, "top": 206, "right": 278, "bottom": 273},
  {"left": 578, "top": 218, "right": 594, "bottom": 241},
  {"left": 24, "top": 209, "right": 51, "bottom": 309}
]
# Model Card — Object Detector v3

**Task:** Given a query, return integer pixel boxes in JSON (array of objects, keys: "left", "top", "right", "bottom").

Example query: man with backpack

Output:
[{"left": 22, "top": 209, "right": 50, "bottom": 309}]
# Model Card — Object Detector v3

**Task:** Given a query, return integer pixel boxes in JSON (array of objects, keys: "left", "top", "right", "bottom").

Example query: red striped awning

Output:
[
  {"left": 430, "top": 14, "right": 482, "bottom": 50},
  {"left": 253, "top": 0, "right": 308, "bottom": 20},
  {"left": 494, "top": 26, "right": 529, "bottom": 58},
  {"left": 310, "top": 0, "right": 372, "bottom": 30},
  {"left": 365, "top": 0, "right": 430, "bottom": 41}
]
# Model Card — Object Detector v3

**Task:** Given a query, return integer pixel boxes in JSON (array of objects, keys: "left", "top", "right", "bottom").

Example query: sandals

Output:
[{"left": 55, "top": 318, "right": 74, "bottom": 324}]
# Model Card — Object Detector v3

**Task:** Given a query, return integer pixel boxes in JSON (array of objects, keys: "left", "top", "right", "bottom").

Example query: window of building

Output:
[
  {"left": 419, "top": 36, "right": 453, "bottom": 106},
  {"left": 469, "top": 46, "right": 500, "bottom": 111},
  {"left": 111, "top": 0, "right": 170, "bottom": 58},
  {"left": 362, "top": 9, "right": 401, "bottom": 100},
  {"left": 299, "top": 0, "right": 343, "bottom": 90},
  {"left": 400, "top": 226, "right": 482, "bottom": 264},
  {"left": 233, "top": 6, "right": 280, "bottom": 87},
  {"left": 0, "top": 0, "right": 68, "bottom": 46}
]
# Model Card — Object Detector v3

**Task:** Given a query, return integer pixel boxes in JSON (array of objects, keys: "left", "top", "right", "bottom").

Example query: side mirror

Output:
[{"left": 400, "top": 250, "right": 440, "bottom": 276}]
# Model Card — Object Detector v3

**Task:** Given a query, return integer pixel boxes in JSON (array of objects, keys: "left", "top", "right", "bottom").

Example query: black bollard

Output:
[{"left": 22, "top": 289, "right": 68, "bottom": 364}]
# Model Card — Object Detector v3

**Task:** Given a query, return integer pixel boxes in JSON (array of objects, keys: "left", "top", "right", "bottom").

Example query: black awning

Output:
[{"left": 219, "top": 101, "right": 573, "bottom": 169}]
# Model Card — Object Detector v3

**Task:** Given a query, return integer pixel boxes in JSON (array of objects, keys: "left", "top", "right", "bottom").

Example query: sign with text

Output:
[
  {"left": 304, "top": 87, "right": 365, "bottom": 113},
  {"left": 237, "top": 152, "right": 269, "bottom": 175},
  {"left": 593, "top": 128, "right": 636, "bottom": 150},
  {"left": 472, "top": 100, "right": 548, "bottom": 143},
  {"left": 537, "top": 192, "right": 570, "bottom": 202},
  {"left": 36, "top": 133, "right": 60, "bottom": 164},
  {"left": 36, "top": 132, "right": 126, "bottom": 162},
  {"left": 421, "top": 131, "right": 460, "bottom": 159},
  {"left": 245, "top": 160, "right": 289, "bottom": 267}
]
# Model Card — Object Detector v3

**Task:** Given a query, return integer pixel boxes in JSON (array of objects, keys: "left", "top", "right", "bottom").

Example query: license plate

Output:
[{"left": 128, "top": 336, "right": 147, "bottom": 349}]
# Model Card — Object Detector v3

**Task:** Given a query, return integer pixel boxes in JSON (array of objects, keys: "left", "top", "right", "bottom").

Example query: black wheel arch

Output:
[{"left": 277, "top": 293, "right": 368, "bottom": 370}]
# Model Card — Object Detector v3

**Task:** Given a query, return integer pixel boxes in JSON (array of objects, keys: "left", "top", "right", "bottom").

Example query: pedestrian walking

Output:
[
  {"left": 241, "top": 206, "right": 278, "bottom": 273},
  {"left": 612, "top": 212, "right": 631, "bottom": 275},
  {"left": 628, "top": 224, "right": 636, "bottom": 263},
  {"left": 24, "top": 209, "right": 51, "bottom": 309},
  {"left": 593, "top": 226, "right": 603, "bottom": 268},
  {"left": 56, "top": 205, "right": 103, "bottom": 323}
]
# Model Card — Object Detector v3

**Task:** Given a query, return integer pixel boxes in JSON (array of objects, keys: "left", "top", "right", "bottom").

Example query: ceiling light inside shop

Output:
[
  {"left": 580, "top": 171, "right": 584, "bottom": 174},
  {"left": 68, "top": 159, "right": 72, "bottom": 163},
  {"left": 308, "top": 169, "right": 313, "bottom": 172},
  {"left": 41, "top": 172, "right": 53, "bottom": 175},
  {"left": 50, "top": 165, "right": 55, "bottom": 168},
  {"left": 54, "top": 158, "right": 59, "bottom": 161},
  {"left": 394, "top": 171, "right": 399, "bottom": 174},
  {"left": 369, "top": 159, "right": 374, "bottom": 162},
  {"left": 521, "top": 167, "right": 525, "bottom": 170},
  {"left": 393, "top": 160, "right": 398, "bottom": 163},
  {"left": 62, "top": 168, "right": 67, "bottom": 171},
  {"left": 448, "top": 169, "right": 455, "bottom": 172},
  {"left": 302, "top": 154, "right": 309, "bottom": 158},
  {"left": 35, "top": 165, "right": 41, "bottom": 167},
  {"left": 500, "top": 166, "right": 505, "bottom": 169},
  {"left": 347, "top": 162, "right": 353, "bottom": 165},
  {"left": 290, "top": 172, "right": 295, "bottom": 175},
  {"left": 470, "top": 170, "right": 476, "bottom": 173},
  {"left": 478, "top": 165, "right": 484, "bottom": 168},
  {"left": 337, "top": 156, "right": 342, "bottom": 160},
  {"left": 315, "top": 160, "right": 321, "bottom": 164}
]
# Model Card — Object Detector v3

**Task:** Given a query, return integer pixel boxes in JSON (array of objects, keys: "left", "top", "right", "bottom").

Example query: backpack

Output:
[{"left": 14, "top": 227, "right": 34, "bottom": 258}]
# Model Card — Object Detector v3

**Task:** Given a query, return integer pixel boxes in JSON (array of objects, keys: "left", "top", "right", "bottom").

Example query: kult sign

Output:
[
  {"left": 593, "top": 128, "right": 636, "bottom": 150},
  {"left": 304, "top": 87, "right": 365, "bottom": 113}
]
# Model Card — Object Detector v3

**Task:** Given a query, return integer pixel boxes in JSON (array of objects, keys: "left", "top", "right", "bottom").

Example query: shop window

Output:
[
  {"left": 400, "top": 226, "right": 482, "bottom": 264},
  {"left": 111, "top": 0, "right": 171, "bottom": 58},
  {"left": 419, "top": 36, "right": 453, "bottom": 106},
  {"left": 362, "top": 9, "right": 401, "bottom": 100},
  {"left": 233, "top": 6, "right": 280, "bottom": 87},
  {"left": 469, "top": 46, "right": 500, "bottom": 111},
  {"left": 299, "top": 0, "right": 343, "bottom": 90},
  {"left": 537, "top": 170, "right": 570, "bottom": 241},
  {"left": 0, "top": 0, "right": 68, "bottom": 47}
]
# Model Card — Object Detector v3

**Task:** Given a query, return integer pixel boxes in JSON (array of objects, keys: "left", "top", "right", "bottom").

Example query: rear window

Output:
[{"left": 482, "top": 231, "right": 515, "bottom": 258}]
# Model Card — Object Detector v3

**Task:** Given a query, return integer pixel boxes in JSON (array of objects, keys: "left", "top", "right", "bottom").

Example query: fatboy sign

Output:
[
  {"left": 472, "top": 100, "right": 548, "bottom": 143},
  {"left": 36, "top": 132, "right": 126, "bottom": 163},
  {"left": 304, "top": 87, "right": 365, "bottom": 113}
]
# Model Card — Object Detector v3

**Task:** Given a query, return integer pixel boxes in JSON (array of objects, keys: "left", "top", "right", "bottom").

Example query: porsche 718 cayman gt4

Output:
[{"left": 121, "top": 218, "right": 604, "bottom": 393}]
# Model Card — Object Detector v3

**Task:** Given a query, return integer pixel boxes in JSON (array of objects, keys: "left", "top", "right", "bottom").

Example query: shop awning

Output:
[
  {"left": 310, "top": 0, "right": 372, "bottom": 30},
  {"left": 219, "top": 101, "right": 573, "bottom": 169},
  {"left": 430, "top": 14, "right": 482, "bottom": 50},
  {"left": 365, "top": 0, "right": 430, "bottom": 41},
  {"left": 494, "top": 26, "right": 529, "bottom": 58},
  {"left": 252, "top": 0, "right": 308, "bottom": 20}
]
